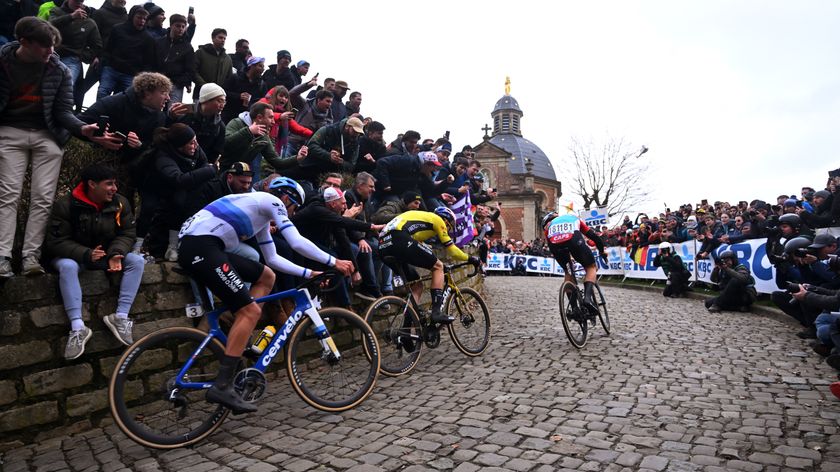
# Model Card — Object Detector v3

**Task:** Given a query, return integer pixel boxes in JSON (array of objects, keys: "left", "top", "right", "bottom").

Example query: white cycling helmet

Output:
[
  {"left": 268, "top": 176, "right": 305, "bottom": 206},
  {"left": 658, "top": 242, "right": 672, "bottom": 251}
]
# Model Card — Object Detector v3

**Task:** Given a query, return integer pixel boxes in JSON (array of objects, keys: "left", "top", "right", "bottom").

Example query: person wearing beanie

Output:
[
  {"left": 142, "top": 2, "right": 166, "bottom": 38},
  {"left": 221, "top": 55, "right": 266, "bottom": 123},
  {"left": 290, "top": 59, "right": 309, "bottom": 87},
  {"left": 263, "top": 49, "right": 294, "bottom": 90},
  {"left": 142, "top": 123, "right": 216, "bottom": 260}
]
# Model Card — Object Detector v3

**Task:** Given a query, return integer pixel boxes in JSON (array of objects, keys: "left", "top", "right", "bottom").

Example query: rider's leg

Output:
[
  {"left": 429, "top": 260, "right": 453, "bottom": 323},
  {"left": 583, "top": 264, "right": 597, "bottom": 307}
]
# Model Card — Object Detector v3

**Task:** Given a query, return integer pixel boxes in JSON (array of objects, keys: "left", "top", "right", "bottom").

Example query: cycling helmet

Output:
[
  {"left": 433, "top": 206, "right": 457, "bottom": 233},
  {"left": 779, "top": 213, "right": 801, "bottom": 229},
  {"left": 541, "top": 211, "right": 558, "bottom": 229},
  {"left": 658, "top": 242, "right": 672, "bottom": 251},
  {"left": 268, "top": 176, "right": 305, "bottom": 206},
  {"left": 784, "top": 236, "right": 813, "bottom": 255},
  {"left": 718, "top": 249, "right": 737, "bottom": 261}
]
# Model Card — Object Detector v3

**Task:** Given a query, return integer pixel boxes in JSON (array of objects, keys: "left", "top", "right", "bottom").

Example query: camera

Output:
[
  {"left": 786, "top": 281, "right": 804, "bottom": 293},
  {"left": 793, "top": 247, "right": 811, "bottom": 258}
]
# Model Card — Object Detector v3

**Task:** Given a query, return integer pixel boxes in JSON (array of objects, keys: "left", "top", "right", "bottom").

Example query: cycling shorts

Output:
[
  {"left": 549, "top": 232, "right": 595, "bottom": 270},
  {"left": 378, "top": 230, "right": 438, "bottom": 282},
  {"left": 178, "top": 235, "right": 264, "bottom": 313}
]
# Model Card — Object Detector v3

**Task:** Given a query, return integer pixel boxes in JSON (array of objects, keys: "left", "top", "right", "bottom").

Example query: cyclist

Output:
[
  {"left": 541, "top": 205, "right": 607, "bottom": 309},
  {"left": 378, "top": 207, "right": 481, "bottom": 323},
  {"left": 178, "top": 176, "right": 354, "bottom": 413}
]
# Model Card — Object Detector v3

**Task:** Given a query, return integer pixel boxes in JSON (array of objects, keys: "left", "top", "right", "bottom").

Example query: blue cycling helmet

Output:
[
  {"left": 541, "top": 211, "right": 558, "bottom": 229},
  {"left": 268, "top": 176, "right": 305, "bottom": 206},
  {"left": 434, "top": 206, "right": 457, "bottom": 233}
]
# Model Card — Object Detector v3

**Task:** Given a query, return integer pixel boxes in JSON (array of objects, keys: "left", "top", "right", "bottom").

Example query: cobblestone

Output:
[{"left": 3, "top": 278, "right": 840, "bottom": 471}]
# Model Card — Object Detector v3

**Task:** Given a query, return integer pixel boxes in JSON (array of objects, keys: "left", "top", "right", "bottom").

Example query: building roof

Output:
[
  {"left": 493, "top": 95, "right": 522, "bottom": 113},
  {"left": 488, "top": 134, "right": 557, "bottom": 181}
]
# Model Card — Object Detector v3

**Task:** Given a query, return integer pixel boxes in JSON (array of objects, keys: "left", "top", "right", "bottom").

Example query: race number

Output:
[{"left": 185, "top": 303, "right": 204, "bottom": 318}]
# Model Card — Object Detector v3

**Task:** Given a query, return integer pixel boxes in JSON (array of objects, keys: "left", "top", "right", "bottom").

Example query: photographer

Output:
[
  {"left": 705, "top": 250, "right": 757, "bottom": 313},
  {"left": 653, "top": 242, "right": 691, "bottom": 298},
  {"left": 799, "top": 189, "right": 838, "bottom": 231},
  {"left": 765, "top": 213, "right": 802, "bottom": 271},
  {"left": 770, "top": 237, "right": 825, "bottom": 336}
]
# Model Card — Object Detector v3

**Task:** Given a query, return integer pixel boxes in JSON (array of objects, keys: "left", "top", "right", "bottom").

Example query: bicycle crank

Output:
[
  {"left": 424, "top": 326, "right": 441, "bottom": 348},
  {"left": 233, "top": 368, "right": 267, "bottom": 402}
]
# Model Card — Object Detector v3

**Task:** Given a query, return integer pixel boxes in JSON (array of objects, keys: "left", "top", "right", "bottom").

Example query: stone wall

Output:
[{"left": 0, "top": 254, "right": 483, "bottom": 449}]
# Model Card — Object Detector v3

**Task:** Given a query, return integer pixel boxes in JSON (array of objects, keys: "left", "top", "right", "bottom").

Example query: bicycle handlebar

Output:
[
  {"left": 294, "top": 269, "right": 344, "bottom": 293},
  {"left": 445, "top": 260, "right": 480, "bottom": 278}
]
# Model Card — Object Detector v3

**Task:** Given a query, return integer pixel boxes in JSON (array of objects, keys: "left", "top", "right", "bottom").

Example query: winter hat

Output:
[
  {"left": 167, "top": 123, "right": 195, "bottom": 148},
  {"left": 198, "top": 83, "right": 225, "bottom": 103},
  {"left": 815, "top": 190, "right": 831, "bottom": 199},
  {"left": 296, "top": 60, "right": 310, "bottom": 68},
  {"left": 276, "top": 49, "right": 291, "bottom": 60},
  {"left": 402, "top": 191, "right": 422, "bottom": 205},
  {"left": 143, "top": 2, "right": 163, "bottom": 17}
]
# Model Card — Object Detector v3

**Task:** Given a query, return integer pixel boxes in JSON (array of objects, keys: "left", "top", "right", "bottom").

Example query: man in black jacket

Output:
[
  {"left": 373, "top": 151, "right": 446, "bottom": 208},
  {"left": 221, "top": 55, "right": 266, "bottom": 123},
  {"left": 262, "top": 49, "right": 293, "bottom": 90},
  {"left": 97, "top": 5, "right": 153, "bottom": 99},
  {"left": 705, "top": 250, "right": 757, "bottom": 313},
  {"left": 285, "top": 116, "right": 364, "bottom": 192},
  {"left": 49, "top": 0, "right": 102, "bottom": 109},
  {"left": 175, "top": 82, "right": 225, "bottom": 164},
  {"left": 152, "top": 14, "right": 194, "bottom": 103}
]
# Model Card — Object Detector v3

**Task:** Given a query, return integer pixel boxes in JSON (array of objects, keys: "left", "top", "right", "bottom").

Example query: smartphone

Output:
[
  {"left": 188, "top": 6, "right": 194, "bottom": 14},
  {"left": 313, "top": 72, "right": 319, "bottom": 79},
  {"left": 291, "top": 107, "right": 299, "bottom": 115},
  {"left": 114, "top": 131, "right": 127, "bottom": 142},
  {"left": 96, "top": 115, "right": 109, "bottom": 136}
]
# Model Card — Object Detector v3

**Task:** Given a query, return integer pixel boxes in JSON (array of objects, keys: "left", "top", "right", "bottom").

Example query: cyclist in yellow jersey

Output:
[{"left": 379, "top": 207, "right": 481, "bottom": 323}]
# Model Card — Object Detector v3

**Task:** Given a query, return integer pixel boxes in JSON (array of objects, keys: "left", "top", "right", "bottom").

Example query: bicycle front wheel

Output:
[
  {"left": 594, "top": 283, "right": 610, "bottom": 334},
  {"left": 364, "top": 296, "right": 423, "bottom": 377},
  {"left": 108, "top": 327, "right": 230, "bottom": 449},
  {"left": 446, "top": 288, "right": 491, "bottom": 356},
  {"left": 559, "top": 281, "right": 588, "bottom": 349},
  {"left": 286, "top": 307, "right": 380, "bottom": 411}
]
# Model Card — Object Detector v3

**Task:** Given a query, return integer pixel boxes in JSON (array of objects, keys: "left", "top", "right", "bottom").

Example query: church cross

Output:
[{"left": 482, "top": 124, "right": 491, "bottom": 138}]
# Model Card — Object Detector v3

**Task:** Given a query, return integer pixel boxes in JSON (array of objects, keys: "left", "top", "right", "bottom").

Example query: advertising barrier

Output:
[{"left": 486, "top": 238, "right": 779, "bottom": 294}]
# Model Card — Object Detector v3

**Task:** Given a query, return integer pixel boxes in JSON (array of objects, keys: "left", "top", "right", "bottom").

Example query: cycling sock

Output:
[
  {"left": 215, "top": 355, "right": 240, "bottom": 389},
  {"left": 430, "top": 288, "right": 444, "bottom": 313},
  {"left": 583, "top": 281, "right": 596, "bottom": 306},
  {"left": 70, "top": 319, "right": 85, "bottom": 331},
  {"left": 115, "top": 312, "right": 129, "bottom": 320}
]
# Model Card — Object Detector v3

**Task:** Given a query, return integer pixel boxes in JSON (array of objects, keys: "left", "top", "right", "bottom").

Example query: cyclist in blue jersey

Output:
[
  {"left": 178, "top": 176, "right": 354, "bottom": 413},
  {"left": 541, "top": 205, "right": 607, "bottom": 308}
]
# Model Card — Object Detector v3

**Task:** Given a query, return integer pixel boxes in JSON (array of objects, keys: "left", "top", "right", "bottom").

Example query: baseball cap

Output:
[
  {"left": 296, "top": 60, "right": 309, "bottom": 68},
  {"left": 809, "top": 234, "right": 837, "bottom": 249},
  {"left": 434, "top": 142, "right": 452, "bottom": 154},
  {"left": 246, "top": 56, "right": 265, "bottom": 69},
  {"left": 345, "top": 116, "right": 365, "bottom": 134},
  {"left": 225, "top": 162, "right": 253, "bottom": 176},
  {"left": 402, "top": 191, "right": 422, "bottom": 205},
  {"left": 418, "top": 151, "right": 441, "bottom": 167},
  {"left": 323, "top": 186, "right": 344, "bottom": 203},
  {"left": 335, "top": 80, "right": 349, "bottom": 89}
]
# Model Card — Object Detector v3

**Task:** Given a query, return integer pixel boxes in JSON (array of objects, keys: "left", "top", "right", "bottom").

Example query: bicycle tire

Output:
[
  {"left": 108, "top": 327, "right": 230, "bottom": 449},
  {"left": 559, "top": 281, "right": 588, "bottom": 348},
  {"left": 286, "top": 307, "right": 380, "bottom": 411},
  {"left": 363, "top": 295, "right": 423, "bottom": 377},
  {"left": 594, "top": 283, "right": 610, "bottom": 334},
  {"left": 446, "top": 287, "right": 491, "bottom": 356}
]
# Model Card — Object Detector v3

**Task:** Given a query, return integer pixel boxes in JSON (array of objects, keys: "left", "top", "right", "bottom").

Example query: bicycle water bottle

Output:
[{"left": 251, "top": 326, "right": 276, "bottom": 354}]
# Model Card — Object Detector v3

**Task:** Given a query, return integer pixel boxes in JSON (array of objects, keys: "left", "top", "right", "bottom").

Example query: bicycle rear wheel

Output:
[
  {"left": 364, "top": 296, "right": 423, "bottom": 376},
  {"left": 446, "top": 288, "right": 491, "bottom": 356},
  {"left": 559, "top": 281, "right": 588, "bottom": 349},
  {"left": 286, "top": 308, "right": 380, "bottom": 411},
  {"left": 594, "top": 283, "right": 610, "bottom": 334},
  {"left": 108, "top": 327, "right": 230, "bottom": 449}
]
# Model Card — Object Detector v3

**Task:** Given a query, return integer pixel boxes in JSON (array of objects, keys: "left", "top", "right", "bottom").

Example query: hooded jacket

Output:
[
  {"left": 152, "top": 31, "right": 195, "bottom": 88},
  {"left": 222, "top": 110, "right": 296, "bottom": 172},
  {"left": 49, "top": 1, "right": 102, "bottom": 62},
  {"left": 91, "top": 0, "right": 127, "bottom": 46},
  {"left": 262, "top": 63, "right": 294, "bottom": 91},
  {"left": 0, "top": 41, "right": 85, "bottom": 146},
  {"left": 102, "top": 5, "right": 153, "bottom": 74},
  {"left": 194, "top": 43, "right": 232, "bottom": 94}
]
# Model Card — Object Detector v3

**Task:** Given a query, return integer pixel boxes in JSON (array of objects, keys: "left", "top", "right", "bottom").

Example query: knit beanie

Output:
[
  {"left": 168, "top": 123, "right": 196, "bottom": 148},
  {"left": 199, "top": 83, "right": 225, "bottom": 103}
]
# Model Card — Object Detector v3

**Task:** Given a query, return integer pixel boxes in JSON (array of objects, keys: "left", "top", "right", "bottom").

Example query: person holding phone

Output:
[{"left": 258, "top": 85, "right": 313, "bottom": 158}]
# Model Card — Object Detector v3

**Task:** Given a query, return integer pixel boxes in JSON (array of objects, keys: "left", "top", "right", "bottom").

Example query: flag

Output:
[{"left": 451, "top": 191, "right": 475, "bottom": 248}]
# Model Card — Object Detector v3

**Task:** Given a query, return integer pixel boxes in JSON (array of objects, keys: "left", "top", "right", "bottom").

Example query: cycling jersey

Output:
[
  {"left": 180, "top": 192, "right": 335, "bottom": 278},
  {"left": 545, "top": 214, "right": 590, "bottom": 245},
  {"left": 380, "top": 210, "right": 468, "bottom": 262}
]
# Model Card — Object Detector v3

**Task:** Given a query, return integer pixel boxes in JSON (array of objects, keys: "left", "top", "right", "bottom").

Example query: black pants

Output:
[
  {"left": 664, "top": 270, "right": 690, "bottom": 297},
  {"left": 705, "top": 278, "right": 753, "bottom": 310},
  {"left": 771, "top": 291, "right": 821, "bottom": 327}
]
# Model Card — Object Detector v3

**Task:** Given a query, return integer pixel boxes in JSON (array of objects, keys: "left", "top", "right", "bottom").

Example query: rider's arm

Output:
[
  {"left": 583, "top": 225, "right": 606, "bottom": 254},
  {"left": 277, "top": 219, "right": 337, "bottom": 267},
  {"left": 256, "top": 227, "right": 315, "bottom": 278},
  {"left": 435, "top": 218, "right": 469, "bottom": 262}
]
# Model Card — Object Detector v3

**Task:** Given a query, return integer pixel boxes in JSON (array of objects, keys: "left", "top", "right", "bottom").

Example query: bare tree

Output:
[{"left": 564, "top": 135, "right": 650, "bottom": 217}]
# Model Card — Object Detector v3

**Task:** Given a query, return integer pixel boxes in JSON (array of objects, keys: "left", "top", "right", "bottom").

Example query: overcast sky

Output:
[{"left": 140, "top": 0, "right": 839, "bottom": 217}]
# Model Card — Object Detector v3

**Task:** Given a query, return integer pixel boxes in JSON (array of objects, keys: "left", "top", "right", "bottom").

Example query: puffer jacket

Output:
[
  {"left": 102, "top": 5, "right": 153, "bottom": 75},
  {"left": 49, "top": 1, "right": 102, "bottom": 62},
  {"left": 0, "top": 41, "right": 84, "bottom": 146},
  {"left": 45, "top": 182, "right": 135, "bottom": 266},
  {"left": 152, "top": 33, "right": 195, "bottom": 88}
]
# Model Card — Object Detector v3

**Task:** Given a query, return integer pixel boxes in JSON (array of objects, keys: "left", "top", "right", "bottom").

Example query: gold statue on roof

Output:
[{"left": 505, "top": 76, "right": 511, "bottom": 96}]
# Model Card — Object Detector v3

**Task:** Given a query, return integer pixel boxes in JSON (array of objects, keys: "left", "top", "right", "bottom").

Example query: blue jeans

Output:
[
  {"left": 816, "top": 312, "right": 840, "bottom": 346},
  {"left": 249, "top": 153, "right": 263, "bottom": 183},
  {"left": 97, "top": 66, "right": 134, "bottom": 99},
  {"left": 59, "top": 56, "right": 86, "bottom": 110},
  {"left": 170, "top": 87, "right": 184, "bottom": 104},
  {"left": 351, "top": 238, "right": 381, "bottom": 297},
  {"left": 53, "top": 252, "right": 145, "bottom": 322}
]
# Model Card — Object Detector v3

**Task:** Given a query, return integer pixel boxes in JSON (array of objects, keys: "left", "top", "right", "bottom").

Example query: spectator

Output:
[
  {"left": 221, "top": 54, "right": 266, "bottom": 123},
  {"left": 175, "top": 82, "right": 226, "bottom": 164},
  {"left": 48, "top": 0, "right": 102, "bottom": 110},
  {"left": 800, "top": 189, "right": 837, "bottom": 230},
  {"left": 258, "top": 85, "right": 313, "bottom": 157},
  {"left": 384, "top": 129, "right": 420, "bottom": 157},
  {"left": 229, "top": 38, "right": 249, "bottom": 74},
  {"left": 288, "top": 88, "right": 333, "bottom": 153},
  {"left": 373, "top": 150, "right": 441, "bottom": 206},
  {"left": 262, "top": 49, "right": 293, "bottom": 90},
  {"left": 83, "top": 0, "right": 126, "bottom": 107},
  {"left": 1, "top": 0, "right": 22, "bottom": 44},
  {"left": 705, "top": 250, "right": 757, "bottom": 313},
  {"left": 345, "top": 90, "right": 361, "bottom": 116},
  {"left": 141, "top": 2, "right": 166, "bottom": 39},
  {"left": 345, "top": 172, "right": 382, "bottom": 299},
  {"left": 152, "top": 13, "right": 194, "bottom": 103},
  {"left": 184, "top": 161, "right": 254, "bottom": 218},
  {"left": 97, "top": 5, "right": 152, "bottom": 99},
  {"left": 653, "top": 242, "right": 691, "bottom": 298},
  {"left": 44, "top": 164, "right": 141, "bottom": 359},
  {"left": 354, "top": 120, "right": 386, "bottom": 174},
  {"left": 193, "top": 27, "right": 232, "bottom": 102},
  {"left": 221, "top": 101, "right": 302, "bottom": 180},
  {"left": 290, "top": 59, "right": 309, "bottom": 88},
  {"left": 0, "top": 16, "right": 106, "bottom": 278},
  {"left": 330, "top": 79, "right": 349, "bottom": 121},
  {"left": 285, "top": 116, "right": 365, "bottom": 192}
]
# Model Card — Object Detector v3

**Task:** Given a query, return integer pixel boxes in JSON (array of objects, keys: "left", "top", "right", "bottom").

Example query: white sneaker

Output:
[
  {"left": 64, "top": 327, "right": 93, "bottom": 360},
  {"left": 164, "top": 246, "right": 178, "bottom": 262},
  {"left": 0, "top": 258, "right": 12, "bottom": 278},
  {"left": 104, "top": 314, "right": 134, "bottom": 346},
  {"left": 21, "top": 255, "right": 45, "bottom": 276}
]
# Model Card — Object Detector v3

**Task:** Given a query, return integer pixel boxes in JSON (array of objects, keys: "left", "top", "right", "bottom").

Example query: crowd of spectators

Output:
[{"left": 0, "top": 5, "right": 499, "bottom": 359}]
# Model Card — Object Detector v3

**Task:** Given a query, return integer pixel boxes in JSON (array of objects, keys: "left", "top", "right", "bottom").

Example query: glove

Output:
[
  {"left": 599, "top": 252, "right": 608, "bottom": 264},
  {"left": 468, "top": 256, "right": 481, "bottom": 266}
]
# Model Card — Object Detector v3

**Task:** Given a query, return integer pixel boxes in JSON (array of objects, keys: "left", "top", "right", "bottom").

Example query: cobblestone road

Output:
[{"left": 3, "top": 276, "right": 840, "bottom": 472}]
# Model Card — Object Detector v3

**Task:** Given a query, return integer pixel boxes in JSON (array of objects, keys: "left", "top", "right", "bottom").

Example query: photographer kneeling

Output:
[
  {"left": 705, "top": 250, "right": 757, "bottom": 313},
  {"left": 653, "top": 242, "right": 691, "bottom": 298}
]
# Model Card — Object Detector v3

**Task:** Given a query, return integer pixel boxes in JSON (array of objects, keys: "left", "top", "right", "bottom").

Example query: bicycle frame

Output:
[{"left": 173, "top": 287, "right": 339, "bottom": 391}]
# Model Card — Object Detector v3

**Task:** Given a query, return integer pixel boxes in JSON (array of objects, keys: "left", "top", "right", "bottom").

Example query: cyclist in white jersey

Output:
[{"left": 178, "top": 176, "right": 353, "bottom": 413}]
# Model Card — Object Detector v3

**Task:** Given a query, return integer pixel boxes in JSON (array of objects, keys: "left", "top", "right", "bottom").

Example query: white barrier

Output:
[{"left": 486, "top": 238, "right": 780, "bottom": 294}]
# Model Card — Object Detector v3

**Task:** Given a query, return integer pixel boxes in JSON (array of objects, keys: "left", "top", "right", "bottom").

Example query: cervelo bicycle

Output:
[
  {"left": 558, "top": 259, "right": 610, "bottom": 348},
  {"left": 364, "top": 259, "right": 490, "bottom": 376},
  {"left": 108, "top": 270, "right": 380, "bottom": 449}
]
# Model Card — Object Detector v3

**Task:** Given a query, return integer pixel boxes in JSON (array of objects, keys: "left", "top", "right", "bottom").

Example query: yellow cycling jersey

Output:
[{"left": 381, "top": 210, "right": 469, "bottom": 261}]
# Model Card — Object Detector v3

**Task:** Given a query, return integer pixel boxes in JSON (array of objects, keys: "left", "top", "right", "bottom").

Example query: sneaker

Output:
[
  {"left": 796, "top": 326, "right": 817, "bottom": 339},
  {"left": 64, "top": 326, "right": 93, "bottom": 360},
  {"left": 104, "top": 314, "right": 134, "bottom": 346},
  {"left": 811, "top": 342, "right": 832, "bottom": 357},
  {"left": 164, "top": 247, "right": 178, "bottom": 262},
  {"left": 707, "top": 304, "right": 721, "bottom": 313},
  {"left": 830, "top": 382, "right": 840, "bottom": 400},
  {"left": 21, "top": 255, "right": 45, "bottom": 276},
  {"left": 206, "top": 383, "right": 257, "bottom": 414},
  {"left": 0, "top": 258, "right": 12, "bottom": 278}
]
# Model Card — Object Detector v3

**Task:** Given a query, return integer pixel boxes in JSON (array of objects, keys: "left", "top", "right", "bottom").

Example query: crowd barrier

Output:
[{"left": 485, "top": 238, "right": 780, "bottom": 294}]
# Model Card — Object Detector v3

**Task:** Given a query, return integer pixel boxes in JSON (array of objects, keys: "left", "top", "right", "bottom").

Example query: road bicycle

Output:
[
  {"left": 108, "top": 270, "right": 380, "bottom": 449},
  {"left": 558, "top": 259, "right": 610, "bottom": 348},
  {"left": 363, "top": 259, "right": 490, "bottom": 377}
]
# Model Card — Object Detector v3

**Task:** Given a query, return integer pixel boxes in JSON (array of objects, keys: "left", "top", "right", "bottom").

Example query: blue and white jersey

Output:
[
  {"left": 544, "top": 214, "right": 590, "bottom": 245},
  {"left": 180, "top": 192, "right": 334, "bottom": 277}
]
